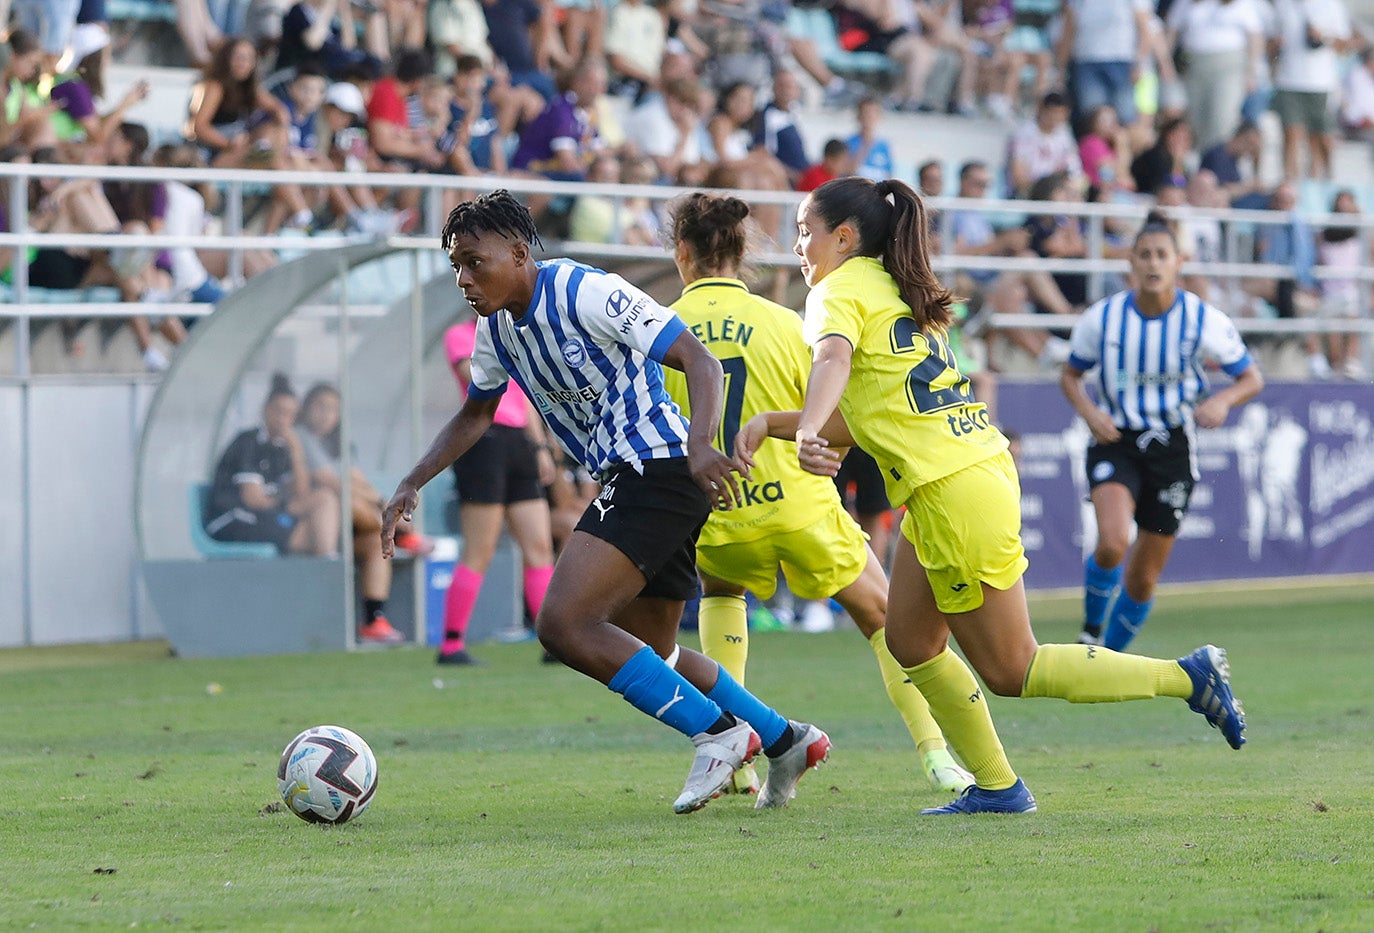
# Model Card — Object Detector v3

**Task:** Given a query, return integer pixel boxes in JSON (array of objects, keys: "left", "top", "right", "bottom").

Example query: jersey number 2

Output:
[{"left": 890, "top": 318, "right": 972, "bottom": 414}]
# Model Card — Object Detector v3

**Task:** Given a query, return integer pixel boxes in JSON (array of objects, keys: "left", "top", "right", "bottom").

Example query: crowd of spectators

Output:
[{"left": 2, "top": 0, "right": 1372, "bottom": 377}]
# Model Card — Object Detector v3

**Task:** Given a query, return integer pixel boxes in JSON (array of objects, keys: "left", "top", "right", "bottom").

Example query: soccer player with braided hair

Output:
[
  {"left": 382, "top": 190, "right": 831, "bottom": 814},
  {"left": 736, "top": 177, "right": 1248, "bottom": 815},
  {"left": 661, "top": 191, "right": 974, "bottom": 800}
]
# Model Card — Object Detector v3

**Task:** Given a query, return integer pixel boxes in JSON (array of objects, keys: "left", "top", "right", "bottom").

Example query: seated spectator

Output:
[
  {"left": 623, "top": 74, "right": 709, "bottom": 185},
  {"left": 1315, "top": 189, "right": 1366, "bottom": 379},
  {"left": 297, "top": 381, "right": 413, "bottom": 643},
  {"left": 980, "top": 271, "right": 1069, "bottom": 370},
  {"left": 152, "top": 142, "right": 278, "bottom": 288},
  {"left": 1130, "top": 115, "right": 1190, "bottom": 196},
  {"left": 797, "top": 137, "right": 850, "bottom": 193},
  {"left": 846, "top": 96, "right": 893, "bottom": 182},
  {"left": 1340, "top": 49, "right": 1374, "bottom": 140},
  {"left": 604, "top": 0, "right": 666, "bottom": 102},
  {"left": 439, "top": 55, "right": 541, "bottom": 177},
  {"left": 1246, "top": 181, "right": 1324, "bottom": 375},
  {"left": 427, "top": 0, "right": 493, "bottom": 78},
  {"left": 276, "top": 0, "right": 385, "bottom": 80},
  {"left": 367, "top": 47, "right": 447, "bottom": 215},
  {"left": 1007, "top": 90, "right": 1081, "bottom": 197},
  {"left": 511, "top": 57, "right": 608, "bottom": 181},
  {"left": 1024, "top": 169, "right": 1088, "bottom": 312},
  {"left": 553, "top": 0, "right": 608, "bottom": 65},
  {"left": 706, "top": 81, "right": 788, "bottom": 188},
  {"left": 481, "top": 0, "right": 560, "bottom": 101},
  {"left": 204, "top": 374, "right": 339, "bottom": 556},
  {"left": 1077, "top": 104, "right": 1134, "bottom": 192},
  {"left": 2, "top": 30, "right": 60, "bottom": 150},
  {"left": 315, "top": 80, "right": 402, "bottom": 232},
  {"left": 948, "top": 159, "right": 1031, "bottom": 299},
  {"left": 1199, "top": 120, "right": 1265, "bottom": 207},
  {"left": 694, "top": 1, "right": 773, "bottom": 92},
  {"left": 998, "top": 0, "right": 1055, "bottom": 117},
  {"left": 832, "top": 0, "right": 937, "bottom": 113},
  {"left": 757, "top": 69, "right": 809, "bottom": 187},
  {"left": 917, "top": 159, "right": 943, "bottom": 197}
]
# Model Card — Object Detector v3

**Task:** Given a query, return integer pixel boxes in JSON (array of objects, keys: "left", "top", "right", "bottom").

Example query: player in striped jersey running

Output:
[
  {"left": 1061, "top": 210, "right": 1264, "bottom": 651},
  {"left": 661, "top": 192, "right": 973, "bottom": 802},
  {"left": 380, "top": 190, "right": 830, "bottom": 815}
]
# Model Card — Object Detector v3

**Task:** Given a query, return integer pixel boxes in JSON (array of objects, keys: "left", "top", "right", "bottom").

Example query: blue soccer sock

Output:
[
  {"left": 1083, "top": 554, "right": 1123, "bottom": 636},
  {"left": 705, "top": 664, "right": 790, "bottom": 749},
  {"left": 607, "top": 646, "right": 723, "bottom": 738},
  {"left": 1103, "top": 591, "right": 1153, "bottom": 652}
]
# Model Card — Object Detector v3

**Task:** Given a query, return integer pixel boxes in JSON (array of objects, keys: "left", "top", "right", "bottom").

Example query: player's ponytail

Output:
[
  {"left": 808, "top": 177, "right": 953, "bottom": 330},
  {"left": 670, "top": 191, "right": 753, "bottom": 279},
  {"left": 267, "top": 372, "right": 295, "bottom": 403}
]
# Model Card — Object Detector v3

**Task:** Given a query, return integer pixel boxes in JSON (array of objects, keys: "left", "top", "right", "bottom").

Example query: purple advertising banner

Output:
[{"left": 997, "top": 380, "right": 1374, "bottom": 590}]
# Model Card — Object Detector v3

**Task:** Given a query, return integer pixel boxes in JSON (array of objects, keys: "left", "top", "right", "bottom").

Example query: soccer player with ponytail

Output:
[
  {"left": 737, "top": 178, "right": 1247, "bottom": 815},
  {"left": 662, "top": 191, "right": 973, "bottom": 801}
]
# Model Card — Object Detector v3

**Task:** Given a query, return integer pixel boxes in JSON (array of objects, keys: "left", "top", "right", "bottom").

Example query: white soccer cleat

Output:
[
  {"left": 922, "top": 748, "right": 975, "bottom": 796},
  {"left": 755, "top": 721, "right": 831, "bottom": 809},
  {"left": 673, "top": 721, "right": 762, "bottom": 814}
]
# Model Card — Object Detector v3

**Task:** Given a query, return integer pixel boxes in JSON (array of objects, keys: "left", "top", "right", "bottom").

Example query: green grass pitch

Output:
[{"left": 1, "top": 582, "right": 1371, "bottom": 931}]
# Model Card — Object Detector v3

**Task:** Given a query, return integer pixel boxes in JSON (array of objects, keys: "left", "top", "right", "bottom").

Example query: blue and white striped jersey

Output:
[
  {"left": 467, "top": 258, "right": 692, "bottom": 476},
  {"left": 1067, "top": 288, "right": 1253, "bottom": 431}
]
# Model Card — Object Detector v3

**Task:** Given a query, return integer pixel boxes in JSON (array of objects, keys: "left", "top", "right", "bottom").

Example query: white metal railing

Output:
[{"left": 5, "top": 162, "right": 1374, "bottom": 375}]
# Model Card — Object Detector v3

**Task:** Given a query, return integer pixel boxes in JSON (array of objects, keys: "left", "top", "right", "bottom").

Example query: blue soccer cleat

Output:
[
  {"left": 1179, "top": 645, "right": 1246, "bottom": 749},
  {"left": 919, "top": 778, "right": 1037, "bottom": 815}
]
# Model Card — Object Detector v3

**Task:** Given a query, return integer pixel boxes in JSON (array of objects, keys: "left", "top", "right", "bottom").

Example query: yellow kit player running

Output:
[
  {"left": 737, "top": 177, "right": 1247, "bottom": 815},
  {"left": 661, "top": 192, "right": 974, "bottom": 803}
]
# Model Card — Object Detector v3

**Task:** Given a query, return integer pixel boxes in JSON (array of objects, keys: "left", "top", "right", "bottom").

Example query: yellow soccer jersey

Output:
[
  {"left": 664, "top": 277, "right": 842, "bottom": 544},
  {"left": 803, "top": 257, "right": 1006, "bottom": 506}
]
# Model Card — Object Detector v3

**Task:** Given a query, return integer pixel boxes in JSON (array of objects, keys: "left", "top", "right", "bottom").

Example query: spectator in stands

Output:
[
  {"left": 1130, "top": 114, "right": 1191, "bottom": 195},
  {"left": 604, "top": 0, "right": 666, "bottom": 102},
  {"left": 1247, "top": 180, "right": 1325, "bottom": 375},
  {"left": 11, "top": 0, "right": 79, "bottom": 67},
  {"left": 797, "top": 137, "right": 850, "bottom": 193},
  {"left": 757, "top": 69, "right": 809, "bottom": 188},
  {"left": 981, "top": 270, "right": 1069, "bottom": 371},
  {"left": 297, "top": 381, "right": 411, "bottom": 643},
  {"left": 949, "top": 158, "right": 1027, "bottom": 297},
  {"left": 482, "top": 0, "right": 561, "bottom": 101},
  {"left": 846, "top": 95, "right": 893, "bottom": 182},
  {"left": 1174, "top": 169, "right": 1227, "bottom": 300},
  {"left": 1167, "top": 0, "right": 1264, "bottom": 152},
  {"left": 910, "top": 0, "right": 981, "bottom": 115},
  {"left": 427, "top": 0, "right": 493, "bottom": 77},
  {"left": 1315, "top": 189, "right": 1366, "bottom": 379},
  {"left": 150, "top": 142, "right": 232, "bottom": 304},
  {"left": 313, "top": 79, "right": 398, "bottom": 229},
  {"left": 1007, "top": 90, "right": 1082, "bottom": 197},
  {"left": 438, "top": 54, "right": 524, "bottom": 177},
  {"left": 917, "top": 159, "right": 943, "bottom": 197},
  {"left": 694, "top": 1, "right": 773, "bottom": 92},
  {"left": 205, "top": 373, "right": 340, "bottom": 557},
  {"left": 1024, "top": 168, "right": 1089, "bottom": 313},
  {"left": 367, "top": 47, "right": 446, "bottom": 217},
  {"left": 2, "top": 30, "right": 60, "bottom": 150},
  {"left": 624, "top": 74, "right": 709, "bottom": 185},
  {"left": 833, "top": 0, "right": 937, "bottom": 114},
  {"left": 188, "top": 37, "right": 289, "bottom": 169},
  {"left": 276, "top": 0, "right": 385, "bottom": 80},
  {"left": 1199, "top": 119, "right": 1265, "bottom": 206},
  {"left": 512, "top": 56, "right": 607, "bottom": 181},
  {"left": 1340, "top": 48, "right": 1374, "bottom": 140},
  {"left": 1057, "top": 0, "right": 1150, "bottom": 130},
  {"left": 996, "top": 0, "right": 1056, "bottom": 118},
  {"left": 553, "top": 0, "right": 607, "bottom": 65},
  {"left": 1077, "top": 104, "right": 1135, "bottom": 192},
  {"left": 706, "top": 81, "right": 789, "bottom": 193},
  {"left": 1271, "top": 0, "right": 1354, "bottom": 180}
]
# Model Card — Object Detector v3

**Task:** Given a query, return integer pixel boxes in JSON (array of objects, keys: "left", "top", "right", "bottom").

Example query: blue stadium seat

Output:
[
  {"left": 188, "top": 483, "right": 277, "bottom": 559},
  {"left": 106, "top": 0, "right": 177, "bottom": 22}
]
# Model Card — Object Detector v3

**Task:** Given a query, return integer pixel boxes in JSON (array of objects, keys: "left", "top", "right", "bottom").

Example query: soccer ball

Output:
[{"left": 277, "top": 725, "right": 378, "bottom": 824}]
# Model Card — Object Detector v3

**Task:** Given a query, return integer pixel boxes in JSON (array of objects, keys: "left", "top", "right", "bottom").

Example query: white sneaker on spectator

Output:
[
  {"left": 142, "top": 347, "right": 169, "bottom": 372},
  {"left": 1341, "top": 359, "right": 1367, "bottom": 381},
  {"left": 1308, "top": 353, "right": 1333, "bottom": 380}
]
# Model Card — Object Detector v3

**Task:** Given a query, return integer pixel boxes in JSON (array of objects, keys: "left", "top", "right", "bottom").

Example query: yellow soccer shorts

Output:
[
  {"left": 900, "top": 449, "right": 1029, "bottom": 614},
  {"left": 696, "top": 501, "right": 868, "bottom": 601}
]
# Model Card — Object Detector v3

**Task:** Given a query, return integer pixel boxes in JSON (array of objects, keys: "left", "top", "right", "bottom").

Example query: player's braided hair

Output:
[
  {"left": 670, "top": 192, "right": 752, "bottom": 278},
  {"left": 441, "top": 189, "right": 543, "bottom": 252}
]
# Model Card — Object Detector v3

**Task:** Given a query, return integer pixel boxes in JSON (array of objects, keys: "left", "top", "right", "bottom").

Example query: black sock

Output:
[
  {"left": 764, "top": 723, "right": 796, "bottom": 759},
  {"left": 363, "top": 599, "right": 385, "bottom": 623},
  {"left": 704, "top": 712, "right": 737, "bottom": 735},
  {"left": 1082, "top": 623, "right": 1102, "bottom": 637}
]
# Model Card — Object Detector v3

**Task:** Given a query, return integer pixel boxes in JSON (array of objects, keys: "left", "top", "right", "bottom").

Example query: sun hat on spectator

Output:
[{"left": 325, "top": 83, "right": 367, "bottom": 118}]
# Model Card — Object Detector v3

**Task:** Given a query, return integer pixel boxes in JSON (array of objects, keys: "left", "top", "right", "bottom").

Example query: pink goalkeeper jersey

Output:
[{"left": 445, "top": 320, "right": 530, "bottom": 428}]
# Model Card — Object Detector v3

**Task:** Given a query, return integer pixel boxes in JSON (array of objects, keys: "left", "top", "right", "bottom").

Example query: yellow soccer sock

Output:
[
  {"left": 697, "top": 595, "right": 749, "bottom": 683},
  {"left": 867, "top": 630, "right": 945, "bottom": 755},
  {"left": 1021, "top": 643, "right": 1194, "bottom": 702},
  {"left": 902, "top": 647, "right": 1018, "bottom": 791}
]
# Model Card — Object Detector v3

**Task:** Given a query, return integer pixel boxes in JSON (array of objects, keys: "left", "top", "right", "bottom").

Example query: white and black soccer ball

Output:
[{"left": 277, "top": 725, "right": 378, "bottom": 824}]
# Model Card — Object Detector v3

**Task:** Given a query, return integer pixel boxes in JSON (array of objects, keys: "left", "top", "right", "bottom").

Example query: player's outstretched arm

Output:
[{"left": 381, "top": 396, "right": 498, "bottom": 558}]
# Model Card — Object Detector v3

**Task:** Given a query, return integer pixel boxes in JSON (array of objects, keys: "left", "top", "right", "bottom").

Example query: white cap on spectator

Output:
[{"left": 325, "top": 83, "right": 367, "bottom": 118}]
